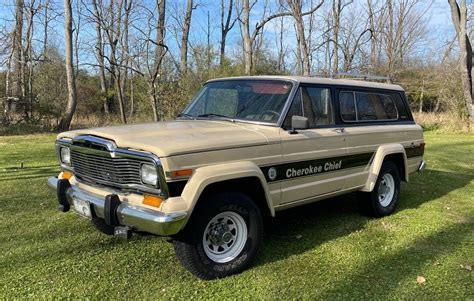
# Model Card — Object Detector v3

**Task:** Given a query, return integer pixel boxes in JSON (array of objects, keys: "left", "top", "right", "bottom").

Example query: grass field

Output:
[{"left": 0, "top": 132, "right": 473, "bottom": 299}]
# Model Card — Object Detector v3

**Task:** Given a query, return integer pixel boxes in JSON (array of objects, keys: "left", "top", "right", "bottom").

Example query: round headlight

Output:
[
  {"left": 141, "top": 164, "right": 158, "bottom": 186},
  {"left": 60, "top": 147, "right": 71, "bottom": 165}
]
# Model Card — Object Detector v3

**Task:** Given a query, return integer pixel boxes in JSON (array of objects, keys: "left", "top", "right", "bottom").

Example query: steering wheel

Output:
[{"left": 259, "top": 110, "right": 280, "bottom": 121}]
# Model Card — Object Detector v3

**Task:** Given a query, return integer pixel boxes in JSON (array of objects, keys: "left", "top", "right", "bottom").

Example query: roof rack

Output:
[{"left": 334, "top": 73, "right": 392, "bottom": 83}]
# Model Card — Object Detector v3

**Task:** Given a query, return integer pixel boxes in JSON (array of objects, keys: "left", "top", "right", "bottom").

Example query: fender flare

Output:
[
  {"left": 360, "top": 144, "right": 408, "bottom": 192},
  {"left": 178, "top": 161, "right": 275, "bottom": 217}
]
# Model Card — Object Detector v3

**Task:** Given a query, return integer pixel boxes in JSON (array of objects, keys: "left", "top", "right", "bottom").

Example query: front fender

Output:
[
  {"left": 360, "top": 144, "right": 408, "bottom": 192},
  {"left": 161, "top": 161, "right": 274, "bottom": 217}
]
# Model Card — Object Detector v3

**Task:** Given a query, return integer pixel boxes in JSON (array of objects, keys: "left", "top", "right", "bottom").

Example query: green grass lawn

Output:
[{"left": 0, "top": 132, "right": 473, "bottom": 299}]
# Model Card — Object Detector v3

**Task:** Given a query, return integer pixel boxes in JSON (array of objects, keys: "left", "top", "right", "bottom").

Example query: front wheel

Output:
[
  {"left": 358, "top": 161, "right": 401, "bottom": 217},
  {"left": 173, "top": 192, "right": 263, "bottom": 280}
]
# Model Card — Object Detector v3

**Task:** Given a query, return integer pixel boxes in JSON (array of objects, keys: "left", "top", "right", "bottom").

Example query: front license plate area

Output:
[{"left": 73, "top": 197, "right": 92, "bottom": 219}]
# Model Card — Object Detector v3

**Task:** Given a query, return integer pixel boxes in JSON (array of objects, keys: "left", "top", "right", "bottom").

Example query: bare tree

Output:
[
  {"left": 180, "top": 0, "right": 195, "bottom": 75},
  {"left": 220, "top": 0, "right": 238, "bottom": 67},
  {"left": 382, "top": 0, "right": 428, "bottom": 76},
  {"left": 275, "top": 15, "right": 288, "bottom": 72},
  {"left": 99, "top": 0, "right": 127, "bottom": 123},
  {"left": 57, "top": 0, "right": 78, "bottom": 131},
  {"left": 239, "top": 0, "right": 322, "bottom": 75},
  {"left": 41, "top": 0, "right": 50, "bottom": 61},
  {"left": 139, "top": 0, "right": 168, "bottom": 122},
  {"left": 286, "top": 0, "right": 324, "bottom": 76},
  {"left": 338, "top": 5, "right": 372, "bottom": 72},
  {"left": 4, "top": 0, "right": 24, "bottom": 123},
  {"left": 330, "top": 0, "right": 353, "bottom": 75},
  {"left": 91, "top": 0, "right": 110, "bottom": 114},
  {"left": 24, "top": 0, "right": 41, "bottom": 119},
  {"left": 448, "top": 0, "right": 473, "bottom": 123}
]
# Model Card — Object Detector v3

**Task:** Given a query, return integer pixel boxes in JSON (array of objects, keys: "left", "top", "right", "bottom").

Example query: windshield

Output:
[{"left": 181, "top": 80, "right": 293, "bottom": 123}]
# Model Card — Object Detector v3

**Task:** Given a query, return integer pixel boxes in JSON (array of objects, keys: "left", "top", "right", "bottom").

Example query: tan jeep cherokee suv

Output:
[{"left": 48, "top": 76, "right": 425, "bottom": 279}]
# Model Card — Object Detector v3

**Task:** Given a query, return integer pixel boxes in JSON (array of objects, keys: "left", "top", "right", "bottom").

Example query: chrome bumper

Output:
[
  {"left": 418, "top": 160, "right": 426, "bottom": 172},
  {"left": 47, "top": 177, "right": 187, "bottom": 236}
]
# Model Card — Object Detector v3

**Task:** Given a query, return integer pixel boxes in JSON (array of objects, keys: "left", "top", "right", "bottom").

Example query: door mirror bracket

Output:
[{"left": 289, "top": 115, "right": 309, "bottom": 134}]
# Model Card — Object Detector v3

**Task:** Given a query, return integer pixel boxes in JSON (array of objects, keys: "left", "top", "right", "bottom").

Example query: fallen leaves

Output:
[
  {"left": 460, "top": 264, "right": 472, "bottom": 272},
  {"left": 416, "top": 276, "right": 426, "bottom": 285}
]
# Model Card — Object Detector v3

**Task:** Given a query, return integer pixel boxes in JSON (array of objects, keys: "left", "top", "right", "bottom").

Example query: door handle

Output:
[{"left": 332, "top": 128, "right": 345, "bottom": 133}]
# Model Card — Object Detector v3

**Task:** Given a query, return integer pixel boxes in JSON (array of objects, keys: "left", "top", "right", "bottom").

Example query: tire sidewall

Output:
[
  {"left": 371, "top": 162, "right": 400, "bottom": 216},
  {"left": 180, "top": 192, "right": 263, "bottom": 278}
]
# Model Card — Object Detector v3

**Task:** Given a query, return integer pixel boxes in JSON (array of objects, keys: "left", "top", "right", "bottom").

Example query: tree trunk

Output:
[
  {"left": 448, "top": 0, "right": 473, "bottom": 124},
  {"left": 24, "top": 1, "right": 36, "bottom": 120},
  {"left": 242, "top": 0, "right": 253, "bottom": 75},
  {"left": 332, "top": 0, "right": 340, "bottom": 75},
  {"left": 149, "top": 85, "right": 159, "bottom": 122},
  {"left": 146, "top": 0, "right": 166, "bottom": 122},
  {"left": 92, "top": 0, "right": 110, "bottom": 114},
  {"left": 419, "top": 79, "right": 424, "bottom": 113},
  {"left": 42, "top": 0, "right": 49, "bottom": 61},
  {"left": 5, "top": 0, "right": 24, "bottom": 122},
  {"left": 180, "top": 0, "right": 194, "bottom": 75},
  {"left": 57, "top": 0, "right": 78, "bottom": 131},
  {"left": 121, "top": 0, "right": 132, "bottom": 117},
  {"left": 219, "top": 0, "right": 236, "bottom": 68},
  {"left": 289, "top": 0, "right": 311, "bottom": 76}
]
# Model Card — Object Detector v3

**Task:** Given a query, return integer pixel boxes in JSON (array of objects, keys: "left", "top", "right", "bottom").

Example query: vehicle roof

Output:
[{"left": 206, "top": 75, "right": 405, "bottom": 92}]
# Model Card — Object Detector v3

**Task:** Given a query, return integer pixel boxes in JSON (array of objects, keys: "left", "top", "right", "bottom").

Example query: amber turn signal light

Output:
[
  {"left": 171, "top": 169, "right": 193, "bottom": 178},
  {"left": 62, "top": 171, "right": 73, "bottom": 180},
  {"left": 143, "top": 194, "right": 162, "bottom": 208}
]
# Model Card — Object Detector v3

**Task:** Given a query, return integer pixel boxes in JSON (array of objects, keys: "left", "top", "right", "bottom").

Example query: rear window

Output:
[{"left": 339, "top": 91, "right": 398, "bottom": 122}]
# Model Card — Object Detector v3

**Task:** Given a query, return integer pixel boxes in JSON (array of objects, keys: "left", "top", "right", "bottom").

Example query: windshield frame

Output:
[{"left": 180, "top": 78, "right": 298, "bottom": 127}]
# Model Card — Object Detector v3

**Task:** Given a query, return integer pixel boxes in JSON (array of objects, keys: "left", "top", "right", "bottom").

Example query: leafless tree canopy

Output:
[{"left": 0, "top": 0, "right": 472, "bottom": 130}]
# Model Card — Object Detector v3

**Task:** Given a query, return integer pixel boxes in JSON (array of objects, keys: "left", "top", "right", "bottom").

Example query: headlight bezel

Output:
[
  {"left": 140, "top": 163, "right": 158, "bottom": 187},
  {"left": 59, "top": 146, "right": 71, "bottom": 166}
]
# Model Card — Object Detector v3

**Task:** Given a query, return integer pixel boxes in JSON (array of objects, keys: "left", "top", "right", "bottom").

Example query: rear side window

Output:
[
  {"left": 340, "top": 91, "right": 398, "bottom": 122},
  {"left": 339, "top": 92, "right": 356, "bottom": 121}
]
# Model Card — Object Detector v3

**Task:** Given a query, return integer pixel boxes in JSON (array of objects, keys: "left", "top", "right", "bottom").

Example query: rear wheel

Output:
[
  {"left": 173, "top": 192, "right": 263, "bottom": 280},
  {"left": 358, "top": 161, "right": 401, "bottom": 217}
]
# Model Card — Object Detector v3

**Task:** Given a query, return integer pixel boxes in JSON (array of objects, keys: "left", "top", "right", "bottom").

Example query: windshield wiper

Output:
[
  {"left": 197, "top": 113, "right": 234, "bottom": 121},
  {"left": 176, "top": 113, "right": 194, "bottom": 120}
]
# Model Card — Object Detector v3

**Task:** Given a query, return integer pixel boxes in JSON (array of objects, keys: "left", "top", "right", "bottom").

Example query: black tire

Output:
[
  {"left": 91, "top": 217, "right": 115, "bottom": 235},
  {"left": 358, "top": 161, "right": 401, "bottom": 217},
  {"left": 173, "top": 192, "right": 263, "bottom": 280}
]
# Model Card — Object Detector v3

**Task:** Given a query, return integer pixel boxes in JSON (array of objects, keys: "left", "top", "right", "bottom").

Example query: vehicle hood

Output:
[{"left": 58, "top": 120, "right": 275, "bottom": 157}]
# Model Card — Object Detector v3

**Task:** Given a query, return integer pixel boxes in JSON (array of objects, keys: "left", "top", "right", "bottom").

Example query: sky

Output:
[{"left": 0, "top": 0, "right": 462, "bottom": 72}]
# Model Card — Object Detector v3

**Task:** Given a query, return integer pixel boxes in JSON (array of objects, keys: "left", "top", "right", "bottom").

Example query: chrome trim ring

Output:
[
  {"left": 378, "top": 173, "right": 395, "bottom": 207},
  {"left": 202, "top": 211, "right": 248, "bottom": 263}
]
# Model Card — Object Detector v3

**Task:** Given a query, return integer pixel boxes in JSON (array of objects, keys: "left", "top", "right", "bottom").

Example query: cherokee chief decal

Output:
[{"left": 260, "top": 152, "right": 374, "bottom": 182}]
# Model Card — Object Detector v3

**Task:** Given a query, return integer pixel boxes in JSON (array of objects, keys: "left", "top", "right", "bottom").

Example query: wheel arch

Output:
[
  {"left": 360, "top": 144, "right": 408, "bottom": 192},
  {"left": 179, "top": 161, "right": 275, "bottom": 221}
]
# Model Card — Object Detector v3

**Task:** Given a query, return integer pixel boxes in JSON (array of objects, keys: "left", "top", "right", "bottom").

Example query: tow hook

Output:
[{"left": 114, "top": 226, "right": 132, "bottom": 239}]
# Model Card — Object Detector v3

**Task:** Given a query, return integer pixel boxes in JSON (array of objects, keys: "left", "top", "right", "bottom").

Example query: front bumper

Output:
[{"left": 47, "top": 177, "right": 187, "bottom": 236}]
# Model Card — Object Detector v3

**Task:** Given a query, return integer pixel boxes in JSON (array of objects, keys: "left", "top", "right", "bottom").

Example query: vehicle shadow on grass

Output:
[
  {"left": 317, "top": 218, "right": 473, "bottom": 299},
  {"left": 254, "top": 169, "right": 473, "bottom": 268},
  {"left": 0, "top": 165, "right": 58, "bottom": 182}
]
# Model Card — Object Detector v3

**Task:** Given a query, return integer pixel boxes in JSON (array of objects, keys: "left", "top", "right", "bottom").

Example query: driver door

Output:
[{"left": 278, "top": 85, "right": 348, "bottom": 204}]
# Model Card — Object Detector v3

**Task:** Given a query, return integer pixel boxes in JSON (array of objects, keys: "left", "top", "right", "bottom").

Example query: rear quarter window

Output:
[{"left": 339, "top": 91, "right": 399, "bottom": 122}]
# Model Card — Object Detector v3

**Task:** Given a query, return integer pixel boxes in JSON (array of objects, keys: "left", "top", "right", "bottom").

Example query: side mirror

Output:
[{"left": 290, "top": 115, "right": 309, "bottom": 133}]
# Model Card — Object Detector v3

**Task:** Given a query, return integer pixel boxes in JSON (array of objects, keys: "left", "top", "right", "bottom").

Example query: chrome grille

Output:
[{"left": 71, "top": 149, "right": 149, "bottom": 187}]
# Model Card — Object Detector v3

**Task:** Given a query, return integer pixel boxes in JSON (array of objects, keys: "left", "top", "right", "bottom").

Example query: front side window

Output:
[
  {"left": 283, "top": 86, "right": 334, "bottom": 128},
  {"left": 340, "top": 91, "right": 398, "bottom": 122},
  {"left": 183, "top": 80, "right": 293, "bottom": 123}
]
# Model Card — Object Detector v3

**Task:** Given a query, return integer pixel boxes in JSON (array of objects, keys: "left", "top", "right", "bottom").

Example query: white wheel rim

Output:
[
  {"left": 202, "top": 211, "right": 248, "bottom": 263},
  {"left": 378, "top": 173, "right": 395, "bottom": 207}
]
